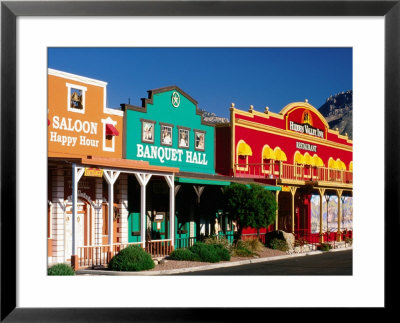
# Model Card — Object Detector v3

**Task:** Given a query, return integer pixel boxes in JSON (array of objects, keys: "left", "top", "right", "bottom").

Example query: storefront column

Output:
[
  {"left": 52, "top": 165, "right": 65, "bottom": 264},
  {"left": 71, "top": 163, "right": 84, "bottom": 269},
  {"left": 117, "top": 173, "right": 129, "bottom": 244},
  {"left": 336, "top": 189, "right": 343, "bottom": 242},
  {"left": 275, "top": 190, "right": 280, "bottom": 230},
  {"left": 164, "top": 174, "right": 175, "bottom": 249},
  {"left": 103, "top": 170, "right": 121, "bottom": 252},
  {"left": 94, "top": 177, "right": 103, "bottom": 246},
  {"left": 193, "top": 185, "right": 205, "bottom": 204},
  {"left": 135, "top": 173, "right": 152, "bottom": 248},
  {"left": 318, "top": 188, "right": 326, "bottom": 243},
  {"left": 289, "top": 187, "right": 298, "bottom": 235}
]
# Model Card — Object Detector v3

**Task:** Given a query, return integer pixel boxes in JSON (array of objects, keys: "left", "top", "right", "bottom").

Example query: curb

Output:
[{"left": 76, "top": 246, "right": 352, "bottom": 276}]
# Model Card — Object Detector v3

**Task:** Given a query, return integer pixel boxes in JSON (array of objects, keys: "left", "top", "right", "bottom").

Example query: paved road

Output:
[{"left": 173, "top": 249, "right": 352, "bottom": 275}]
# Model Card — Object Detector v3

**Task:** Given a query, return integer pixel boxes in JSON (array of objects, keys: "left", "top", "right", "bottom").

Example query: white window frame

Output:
[
  {"left": 101, "top": 117, "right": 117, "bottom": 152},
  {"left": 66, "top": 83, "right": 87, "bottom": 114}
]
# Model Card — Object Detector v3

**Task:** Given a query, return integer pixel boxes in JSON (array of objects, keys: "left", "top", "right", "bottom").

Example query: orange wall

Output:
[{"left": 48, "top": 72, "right": 123, "bottom": 158}]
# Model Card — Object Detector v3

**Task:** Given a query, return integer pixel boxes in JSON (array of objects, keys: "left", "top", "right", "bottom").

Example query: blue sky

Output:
[{"left": 48, "top": 48, "right": 352, "bottom": 119}]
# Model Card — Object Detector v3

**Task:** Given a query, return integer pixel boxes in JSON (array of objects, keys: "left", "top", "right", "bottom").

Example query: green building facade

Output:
[{"left": 123, "top": 86, "right": 233, "bottom": 246}]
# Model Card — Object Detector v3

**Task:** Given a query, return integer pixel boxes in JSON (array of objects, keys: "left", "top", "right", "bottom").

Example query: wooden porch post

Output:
[
  {"left": 164, "top": 174, "right": 175, "bottom": 249},
  {"left": 275, "top": 190, "right": 280, "bottom": 230},
  {"left": 135, "top": 173, "right": 152, "bottom": 250},
  {"left": 71, "top": 163, "right": 84, "bottom": 266},
  {"left": 336, "top": 189, "right": 343, "bottom": 242},
  {"left": 318, "top": 188, "right": 326, "bottom": 243},
  {"left": 289, "top": 187, "right": 298, "bottom": 235},
  {"left": 103, "top": 170, "right": 120, "bottom": 255}
]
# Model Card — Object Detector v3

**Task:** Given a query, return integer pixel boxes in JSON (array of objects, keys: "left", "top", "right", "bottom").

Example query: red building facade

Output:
[{"left": 216, "top": 101, "right": 353, "bottom": 242}]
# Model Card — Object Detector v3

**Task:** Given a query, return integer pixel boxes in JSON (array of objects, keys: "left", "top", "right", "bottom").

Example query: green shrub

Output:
[
  {"left": 242, "top": 237, "right": 264, "bottom": 252},
  {"left": 108, "top": 245, "right": 155, "bottom": 271},
  {"left": 203, "top": 236, "right": 231, "bottom": 251},
  {"left": 189, "top": 242, "right": 221, "bottom": 263},
  {"left": 269, "top": 238, "right": 289, "bottom": 252},
  {"left": 212, "top": 243, "right": 231, "bottom": 261},
  {"left": 169, "top": 248, "right": 198, "bottom": 261},
  {"left": 231, "top": 240, "right": 256, "bottom": 257},
  {"left": 48, "top": 263, "right": 75, "bottom": 276},
  {"left": 232, "top": 246, "right": 254, "bottom": 257},
  {"left": 317, "top": 243, "right": 332, "bottom": 252}
]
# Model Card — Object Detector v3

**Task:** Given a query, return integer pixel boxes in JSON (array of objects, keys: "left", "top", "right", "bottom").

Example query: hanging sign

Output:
[
  {"left": 84, "top": 168, "right": 103, "bottom": 177},
  {"left": 154, "top": 214, "right": 164, "bottom": 222}
]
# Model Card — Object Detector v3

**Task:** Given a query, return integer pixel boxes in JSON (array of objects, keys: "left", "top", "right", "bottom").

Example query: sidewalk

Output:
[{"left": 76, "top": 245, "right": 352, "bottom": 276}]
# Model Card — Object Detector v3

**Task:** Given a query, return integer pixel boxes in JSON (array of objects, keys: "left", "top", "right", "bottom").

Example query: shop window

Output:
[
  {"left": 102, "top": 117, "right": 118, "bottom": 152},
  {"left": 141, "top": 119, "right": 155, "bottom": 144},
  {"left": 178, "top": 127, "right": 190, "bottom": 149},
  {"left": 194, "top": 130, "right": 206, "bottom": 151},
  {"left": 160, "top": 123, "right": 173, "bottom": 146},
  {"left": 66, "top": 83, "right": 87, "bottom": 114}
]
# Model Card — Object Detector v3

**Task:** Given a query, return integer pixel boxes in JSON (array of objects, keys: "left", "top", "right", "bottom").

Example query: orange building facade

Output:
[{"left": 47, "top": 69, "right": 178, "bottom": 268}]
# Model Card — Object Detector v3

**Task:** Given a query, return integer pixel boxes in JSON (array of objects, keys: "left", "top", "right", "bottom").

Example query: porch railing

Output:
[
  {"left": 234, "top": 163, "right": 353, "bottom": 185},
  {"left": 294, "top": 229, "right": 353, "bottom": 251},
  {"left": 77, "top": 242, "right": 144, "bottom": 268},
  {"left": 145, "top": 239, "right": 173, "bottom": 258}
]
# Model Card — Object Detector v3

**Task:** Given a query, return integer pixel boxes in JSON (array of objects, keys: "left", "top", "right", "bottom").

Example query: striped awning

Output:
[
  {"left": 262, "top": 145, "right": 275, "bottom": 159},
  {"left": 237, "top": 141, "right": 253, "bottom": 156},
  {"left": 274, "top": 147, "right": 287, "bottom": 161}
]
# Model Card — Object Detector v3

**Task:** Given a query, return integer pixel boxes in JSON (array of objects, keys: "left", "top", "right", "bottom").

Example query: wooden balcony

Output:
[{"left": 234, "top": 162, "right": 353, "bottom": 186}]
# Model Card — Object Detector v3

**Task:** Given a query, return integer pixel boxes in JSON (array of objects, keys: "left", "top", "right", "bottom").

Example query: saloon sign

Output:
[{"left": 49, "top": 115, "right": 100, "bottom": 147}]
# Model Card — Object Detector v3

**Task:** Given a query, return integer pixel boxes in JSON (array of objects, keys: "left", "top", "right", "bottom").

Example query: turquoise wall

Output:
[{"left": 125, "top": 88, "right": 215, "bottom": 174}]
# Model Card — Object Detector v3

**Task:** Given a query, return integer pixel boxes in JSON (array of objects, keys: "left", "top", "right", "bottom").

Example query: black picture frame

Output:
[{"left": 1, "top": 0, "right": 398, "bottom": 321}]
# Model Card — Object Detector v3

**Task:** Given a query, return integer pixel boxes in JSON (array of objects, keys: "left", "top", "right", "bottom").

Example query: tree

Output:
[{"left": 223, "top": 183, "right": 277, "bottom": 241}]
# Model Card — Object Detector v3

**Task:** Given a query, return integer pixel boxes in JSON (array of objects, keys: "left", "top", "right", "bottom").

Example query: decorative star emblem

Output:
[{"left": 171, "top": 91, "right": 180, "bottom": 108}]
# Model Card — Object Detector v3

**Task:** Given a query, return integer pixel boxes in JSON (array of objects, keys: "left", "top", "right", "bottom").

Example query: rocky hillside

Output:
[
  {"left": 200, "top": 109, "right": 229, "bottom": 124},
  {"left": 318, "top": 90, "right": 353, "bottom": 140}
]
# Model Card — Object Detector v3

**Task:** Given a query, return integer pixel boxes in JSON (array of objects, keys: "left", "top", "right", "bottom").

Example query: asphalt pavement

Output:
[
  {"left": 77, "top": 247, "right": 352, "bottom": 276},
  {"left": 173, "top": 248, "right": 352, "bottom": 275}
]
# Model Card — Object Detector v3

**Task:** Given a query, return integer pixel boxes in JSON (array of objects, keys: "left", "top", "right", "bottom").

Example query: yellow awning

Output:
[
  {"left": 312, "top": 154, "right": 325, "bottom": 167},
  {"left": 303, "top": 152, "right": 315, "bottom": 166},
  {"left": 262, "top": 146, "right": 275, "bottom": 160},
  {"left": 349, "top": 161, "right": 353, "bottom": 171},
  {"left": 336, "top": 158, "right": 347, "bottom": 170},
  {"left": 328, "top": 158, "right": 338, "bottom": 169},
  {"left": 294, "top": 151, "right": 305, "bottom": 164},
  {"left": 274, "top": 147, "right": 287, "bottom": 162},
  {"left": 237, "top": 141, "right": 253, "bottom": 156}
]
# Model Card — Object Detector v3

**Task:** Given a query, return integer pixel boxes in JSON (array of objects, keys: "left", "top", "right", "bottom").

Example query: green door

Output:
[
  {"left": 128, "top": 212, "right": 141, "bottom": 243},
  {"left": 151, "top": 213, "right": 168, "bottom": 240},
  {"left": 217, "top": 211, "right": 234, "bottom": 243},
  {"left": 175, "top": 212, "right": 190, "bottom": 249}
]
